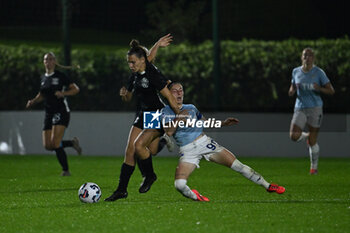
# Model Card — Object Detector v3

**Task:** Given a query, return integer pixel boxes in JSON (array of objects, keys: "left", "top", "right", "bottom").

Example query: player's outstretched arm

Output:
[
  {"left": 147, "top": 33, "right": 173, "bottom": 62},
  {"left": 160, "top": 87, "right": 181, "bottom": 114},
  {"left": 222, "top": 117, "right": 239, "bottom": 126}
]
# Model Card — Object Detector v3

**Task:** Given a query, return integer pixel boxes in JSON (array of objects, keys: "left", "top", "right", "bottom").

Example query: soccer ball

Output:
[{"left": 78, "top": 182, "right": 101, "bottom": 203}]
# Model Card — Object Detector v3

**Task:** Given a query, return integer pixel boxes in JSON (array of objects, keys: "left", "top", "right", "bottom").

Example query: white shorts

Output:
[
  {"left": 291, "top": 107, "right": 323, "bottom": 129},
  {"left": 178, "top": 135, "right": 224, "bottom": 168}
]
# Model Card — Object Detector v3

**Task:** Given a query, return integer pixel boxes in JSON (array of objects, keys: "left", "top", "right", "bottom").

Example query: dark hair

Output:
[
  {"left": 127, "top": 39, "right": 148, "bottom": 59},
  {"left": 167, "top": 81, "right": 182, "bottom": 90}
]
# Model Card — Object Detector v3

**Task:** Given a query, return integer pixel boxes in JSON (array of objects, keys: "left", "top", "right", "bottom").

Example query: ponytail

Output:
[
  {"left": 45, "top": 52, "right": 81, "bottom": 70},
  {"left": 55, "top": 63, "right": 81, "bottom": 70},
  {"left": 129, "top": 39, "right": 140, "bottom": 48},
  {"left": 127, "top": 39, "right": 148, "bottom": 60}
]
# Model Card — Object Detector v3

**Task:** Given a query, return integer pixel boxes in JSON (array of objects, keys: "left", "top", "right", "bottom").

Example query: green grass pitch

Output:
[{"left": 0, "top": 155, "right": 349, "bottom": 233}]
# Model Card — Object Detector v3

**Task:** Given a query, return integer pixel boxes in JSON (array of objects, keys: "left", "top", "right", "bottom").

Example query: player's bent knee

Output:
[
  {"left": 52, "top": 142, "right": 61, "bottom": 149},
  {"left": 133, "top": 138, "right": 144, "bottom": 149},
  {"left": 174, "top": 179, "right": 187, "bottom": 191},
  {"left": 290, "top": 132, "right": 300, "bottom": 142},
  {"left": 44, "top": 144, "right": 54, "bottom": 151},
  {"left": 134, "top": 141, "right": 143, "bottom": 154}
]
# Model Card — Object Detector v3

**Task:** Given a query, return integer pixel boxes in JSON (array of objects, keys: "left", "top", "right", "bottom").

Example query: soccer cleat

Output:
[
  {"left": 139, "top": 174, "right": 157, "bottom": 193},
  {"left": 104, "top": 190, "right": 128, "bottom": 202},
  {"left": 267, "top": 183, "right": 285, "bottom": 194},
  {"left": 161, "top": 134, "right": 175, "bottom": 152},
  {"left": 192, "top": 189, "right": 210, "bottom": 202},
  {"left": 310, "top": 169, "right": 318, "bottom": 175},
  {"left": 72, "top": 137, "right": 82, "bottom": 155},
  {"left": 60, "top": 170, "right": 71, "bottom": 176}
]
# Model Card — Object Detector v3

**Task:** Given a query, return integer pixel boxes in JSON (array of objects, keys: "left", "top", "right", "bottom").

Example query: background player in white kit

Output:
[
  {"left": 288, "top": 48, "right": 335, "bottom": 175},
  {"left": 161, "top": 82, "right": 285, "bottom": 201}
]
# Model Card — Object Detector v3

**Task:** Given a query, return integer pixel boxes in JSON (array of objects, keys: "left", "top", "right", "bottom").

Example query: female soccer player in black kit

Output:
[
  {"left": 26, "top": 52, "right": 82, "bottom": 176},
  {"left": 105, "top": 37, "right": 180, "bottom": 201}
]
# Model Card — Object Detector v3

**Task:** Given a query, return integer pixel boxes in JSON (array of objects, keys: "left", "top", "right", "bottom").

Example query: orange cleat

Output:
[
  {"left": 192, "top": 189, "right": 210, "bottom": 202},
  {"left": 267, "top": 183, "right": 285, "bottom": 194},
  {"left": 310, "top": 169, "right": 318, "bottom": 175}
]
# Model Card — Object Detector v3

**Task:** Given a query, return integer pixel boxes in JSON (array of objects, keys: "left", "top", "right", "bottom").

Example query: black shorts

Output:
[
  {"left": 132, "top": 111, "right": 164, "bottom": 134},
  {"left": 43, "top": 111, "right": 70, "bottom": 130}
]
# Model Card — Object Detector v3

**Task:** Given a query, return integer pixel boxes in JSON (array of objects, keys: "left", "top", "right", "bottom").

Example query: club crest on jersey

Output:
[
  {"left": 140, "top": 77, "right": 149, "bottom": 88},
  {"left": 52, "top": 78, "right": 59, "bottom": 85}
]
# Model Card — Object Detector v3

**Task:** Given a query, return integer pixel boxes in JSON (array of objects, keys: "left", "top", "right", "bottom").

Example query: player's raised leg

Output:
[
  {"left": 289, "top": 109, "right": 310, "bottom": 143},
  {"left": 290, "top": 123, "right": 309, "bottom": 143},
  {"left": 61, "top": 137, "right": 82, "bottom": 155}
]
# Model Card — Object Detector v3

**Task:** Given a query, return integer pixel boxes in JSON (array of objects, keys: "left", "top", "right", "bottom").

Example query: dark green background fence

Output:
[{"left": 1, "top": 38, "right": 349, "bottom": 112}]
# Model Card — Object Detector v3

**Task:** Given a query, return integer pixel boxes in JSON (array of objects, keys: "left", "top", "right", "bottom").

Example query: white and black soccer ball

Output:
[{"left": 78, "top": 182, "right": 101, "bottom": 203}]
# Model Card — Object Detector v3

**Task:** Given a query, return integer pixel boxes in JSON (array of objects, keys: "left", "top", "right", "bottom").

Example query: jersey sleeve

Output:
[
  {"left": 126, "top": 75, "right": 135, "bottom": 92},
  {"left": 195, "top": 106, "right": 203, "bottom": 120},
  {"left": 291, "top": 68, "right": 296, "bottom": 85},
  {"left": 318, "top": 68, "right": 330, "bottom": 86},
  {"left": 149, "top": 65, "right": 168, "bottom": 91}
]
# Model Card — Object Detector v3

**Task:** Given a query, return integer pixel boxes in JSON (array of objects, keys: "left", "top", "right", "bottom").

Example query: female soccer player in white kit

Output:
[
  {"left": 288, "top": 48, "right": 335, "bottom": 175},
  {"left": 161, "top": 82, "right": 285, "bottom": 201}
]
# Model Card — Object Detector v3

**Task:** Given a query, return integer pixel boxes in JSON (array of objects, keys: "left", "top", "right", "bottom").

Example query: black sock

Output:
[
  {"left": 61, "top": 140, "right": 73, "bottom": 148},
  {"left": 54, "top": 147, "right": 69, "bottom": 171},
  {"left": 116, "top": 163, "right": 135, "bottom": 192},
  {"left": 138, "top": 156, "right": 156, "bottom": 178},
  {"left": 156, "top": 138, "right": 167, "bottom": 154},
  {"left": 136, "top": 157, "right": 146, "bottom": 177}
]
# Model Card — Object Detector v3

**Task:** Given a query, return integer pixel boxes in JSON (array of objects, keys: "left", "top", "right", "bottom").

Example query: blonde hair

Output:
[
  {"left": 302, "top": 47, "right": 315, "bottom": 55},
  {"left": 45, "top": 52, "right": 80, "bottom": 70}
]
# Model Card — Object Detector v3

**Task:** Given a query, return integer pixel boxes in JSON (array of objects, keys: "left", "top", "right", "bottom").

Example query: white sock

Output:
[
  {"left": 174, "top": 179, "right": 197, "bottom": 200},
  {"left": 231, "top": 159, "right": 270, "bottom": 189},
  {"left": 309, "top": 143, "right": 320, "bottom": 170},
  {"left": 297, "top": 132, "right": 308, "bottom": 142}
]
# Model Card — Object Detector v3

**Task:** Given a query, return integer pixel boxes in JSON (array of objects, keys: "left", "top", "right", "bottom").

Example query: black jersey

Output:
[
  {"left": 126, "top": 64, "right": 168, "bottom": 112},
  {"left": 39, "top": 70, "right": 73, "bottom": 113}
]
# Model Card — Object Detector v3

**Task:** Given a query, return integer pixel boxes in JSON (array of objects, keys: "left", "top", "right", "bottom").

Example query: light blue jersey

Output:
[
  {"left": 291, "top": 66, "right": 330, "bottom": 109},
  {"left": 161, "top": 104, "right": 203, "bottom": 147}
]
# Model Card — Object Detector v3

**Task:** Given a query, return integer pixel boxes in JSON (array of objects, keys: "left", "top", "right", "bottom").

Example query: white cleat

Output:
[
  {"left": 161, "top": 134, "right": 174, "bottom": 152},
  {"left": 72, "top": 137, "right": 82, "bottom": 155}
]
